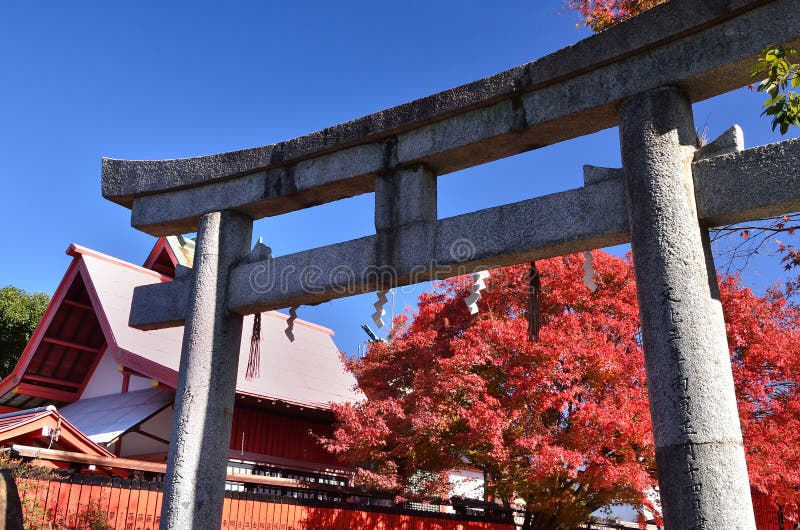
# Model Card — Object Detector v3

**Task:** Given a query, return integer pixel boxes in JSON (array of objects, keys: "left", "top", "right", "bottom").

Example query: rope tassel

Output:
[
  {"left": 246, "top": 313, "right": 261, "bottom": 380},
  {"left": 528, "top": 261, "right": 541, "bottom": 343}
]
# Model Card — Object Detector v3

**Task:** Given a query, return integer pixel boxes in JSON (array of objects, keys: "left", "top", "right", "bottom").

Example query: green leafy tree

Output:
[
  {"left": 0, "top": 286, "right": 49, "bottom": 378},
  {"left": 751, "top": 45, "right": 800, "bottom": 135}
]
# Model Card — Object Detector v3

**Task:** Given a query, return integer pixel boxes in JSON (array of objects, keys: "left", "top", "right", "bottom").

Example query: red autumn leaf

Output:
[{"left": 564, "top": 0, "right": 668, "bottom": 31}]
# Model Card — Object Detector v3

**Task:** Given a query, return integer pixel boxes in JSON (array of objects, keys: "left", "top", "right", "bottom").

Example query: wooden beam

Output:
[
  {"left": 62, "top": 299, "right": 94, "bottom": 312},
  {"left": 41, "top": 337, "right": 103, "bottom": 354},
  {"left": 21, "top": 375, "right": 81, "bottom": 389},
  {"left": 13, "top": 383, "right": 76, "bottom": 404},
  {"left": 131, "top": 428, "right": 170, "bottom": 446},
  {"left": 10, "top": 445, "right": 354, "bottom": 493}
]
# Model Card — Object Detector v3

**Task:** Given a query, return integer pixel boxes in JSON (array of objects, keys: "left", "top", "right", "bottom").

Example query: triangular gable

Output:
[
  {"left": 0, "top": 407, "right": 113, "bottom": 457},
  {"left": 143, "top": 236, "right": 196, "bottom": 277},
  {"left": 143, "top": 238, "right": 178, "bottom": 277},
  {"left": 0, "top": 257, "right": 108, "bottom": 409}
]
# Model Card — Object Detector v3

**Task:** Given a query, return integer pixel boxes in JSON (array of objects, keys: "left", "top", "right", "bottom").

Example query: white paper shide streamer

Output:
[
  {"left": 285, "top": 306, "right": 298, "bottom": 342},
  {"left": 465, "top": 270, "right": 490, "bottom": 315},
  {"left": 583, "top": 251, "right": 597, "bottom": 292},
  {"left": 372, "top": 290, "right": 389, "bottom": 328}
]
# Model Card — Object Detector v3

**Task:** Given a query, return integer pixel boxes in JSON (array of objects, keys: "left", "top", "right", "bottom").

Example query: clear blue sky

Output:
[{"left": 1, "top": 1, "right": 797, "bottom": 356}]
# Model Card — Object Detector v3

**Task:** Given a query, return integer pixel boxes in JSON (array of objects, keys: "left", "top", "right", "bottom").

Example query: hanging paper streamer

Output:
[
  {"left": 582, "top": 251, "right": 597, "bottom": 292},
  {"left": 372, "top": 290, "right": 388, "bottom": 328},
  {"left": 246, "top": 312, "right": 261, "bottom": 380},
  {"left": 528, "top": 261, "right": 541, "bottom": 342},
  {"left": 285, "top": 306, "right": 298, "bottom": 342},
  {"left": 465, "top": 270, "right": 490, "bottom": 315}
]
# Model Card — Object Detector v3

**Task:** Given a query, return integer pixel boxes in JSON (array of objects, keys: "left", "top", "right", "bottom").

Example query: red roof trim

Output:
[
  {"left": 142, "top": 237, "right": 179, "bottom": 274},
  {"left": 71, "top": 243, "right": 335, "bottom": 336},
  {"left": 0, "top": 409, "right": 113, "bottom": 457},
  {"left": 74, "top": 259, "right": 119, "bottom": 359},
  {"left": 12, "top": 384, "right": 76, "bottom": 404},
  {"left": 235, "top": 390, "right": 333, "bottom": 412},
  {"left": 116, "top": 349, "right": 177, "bottom": 389},
  {"left": 67, "top": 244, "right": 172, "bottom": 283},
  {"left": 0, "top": 262, "right": 81, "bottom": 398}
]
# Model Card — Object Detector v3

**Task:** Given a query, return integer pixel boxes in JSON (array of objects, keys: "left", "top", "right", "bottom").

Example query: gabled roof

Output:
[
  {"left": 0, "top": 241, "right": 362, "bottom": 412},
  {"left": 0, "top": 406, "right": 113, "bottom": 457},
  {"left": 142, "top": 235, "right": 194, "bottom": 274},
  {"left": 60, "top": 388, "right": 173, "bottom": 444}
]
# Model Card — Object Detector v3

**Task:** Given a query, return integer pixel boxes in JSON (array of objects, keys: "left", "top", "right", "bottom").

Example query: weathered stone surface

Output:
[
  {"left": 130, "top": 278, "right": 188, "bottom": 330},
  {"left": 583, "top": 165, "right": 622, "bottom": 186},
  {"left": 694, "top": 124, "right": 744, "bottom": 161},
  {"left": 160, "top": 210, "right": 253, "bottom": 530},
  {"left": 103, "top": 0, "right": 800, "bottom": 235},
  {"left": 695, "top": 137, "right": 800, "bottom": 226},
  {"left": 374, "top": 165, "right": 437, "bottom": 231},
  {"left": 127, "top": 135, "right": 800, "bottom": 329},
  {"left": 620, "top": 87, "right": 754, "bottom": 530},
  {"left": 228, "top": 176, "right": 629, "bottom": 315},
  {"left": 0, "top": 470, "right": 24, "bottom": 530},
  {"left": 375, "top": 165, "right": 438, "bottom": 283}
]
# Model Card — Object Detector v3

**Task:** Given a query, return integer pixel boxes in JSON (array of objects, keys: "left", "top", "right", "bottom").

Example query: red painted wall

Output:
[{"left": 230, "top": 406, "right": 340, "bottom": 466}]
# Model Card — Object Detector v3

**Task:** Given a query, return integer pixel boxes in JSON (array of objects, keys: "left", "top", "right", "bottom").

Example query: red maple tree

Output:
[
  {"left": 324, "top": 252, "right": 800, "bottom": 529},
  {"left": 566, "top": 0, "right": 667, "bottom": 31}
]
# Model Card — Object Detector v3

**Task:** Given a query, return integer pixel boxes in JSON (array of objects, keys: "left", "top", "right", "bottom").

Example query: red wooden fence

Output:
[
  {"left": 16, "top": 475, "right": 514, "bottom": 530},
  {"left": 12, "top": 473, "right": 788, "bottom": 530}
]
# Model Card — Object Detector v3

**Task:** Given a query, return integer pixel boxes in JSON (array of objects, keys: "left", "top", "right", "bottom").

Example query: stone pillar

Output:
[
  {"left": 619, "top": 87, "right": 755, "bottom": 530},
  {"left": 375, "top": 165, "right": 437, "bottom": 279},
  {"left": 160, "top": 210, "right": 253, "bottom": 530}
]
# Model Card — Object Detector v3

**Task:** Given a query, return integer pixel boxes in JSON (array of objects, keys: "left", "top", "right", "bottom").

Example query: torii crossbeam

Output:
[{"left": 102, "top": 1, "right": 800, "bottom": 528}]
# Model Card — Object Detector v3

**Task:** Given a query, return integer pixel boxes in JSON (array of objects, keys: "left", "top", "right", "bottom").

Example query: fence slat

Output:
[{"left": 13, "top": 473, "right": 536, "bottom": 530}]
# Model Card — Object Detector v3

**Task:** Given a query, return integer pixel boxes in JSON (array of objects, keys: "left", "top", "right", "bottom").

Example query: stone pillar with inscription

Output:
[
  {"left": 159, "top": 210, "right": 253, "bottom": 530},
  {"left": 620, "top": 87, "right": 755, "bottom": 529}
]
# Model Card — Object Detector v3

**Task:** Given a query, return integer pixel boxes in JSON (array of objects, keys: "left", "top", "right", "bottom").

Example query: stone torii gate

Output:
[{"left": 102, "top": 0, "right": 800, "bottom": 528}]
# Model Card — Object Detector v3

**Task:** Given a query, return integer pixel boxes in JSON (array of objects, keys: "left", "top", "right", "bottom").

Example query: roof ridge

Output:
[{"left": 68, "top": 244, "right": 173, "bottom": 281}]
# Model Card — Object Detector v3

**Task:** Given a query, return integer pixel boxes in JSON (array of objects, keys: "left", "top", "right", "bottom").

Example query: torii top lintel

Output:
[{"left": 102, "top": 0, "right": 800, "bottom": 236}]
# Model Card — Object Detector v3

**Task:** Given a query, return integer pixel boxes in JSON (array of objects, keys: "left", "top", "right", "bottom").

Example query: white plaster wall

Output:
[
  {"left": 80, "top": 348, "right": 123, "bottom": 398},
  {"left": 118, "top": 405, "right": 174, "bottom": 458},
  {"left": 80, "top": 348, "right": 154, "bottom": 399},
  {"left": 449, "top": 469, "right": 484, "bottom": 499}
]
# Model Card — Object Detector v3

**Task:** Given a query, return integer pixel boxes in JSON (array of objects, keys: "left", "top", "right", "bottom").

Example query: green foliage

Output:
[
  {"left": 751, "top": 45, "right": 800, "bottom": 135},
  {"left": 0, "top": 286, "right": 49, "bottom": 379},
  {"left": 69, "top": 499, "right": 112, "bottom": 530}
]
